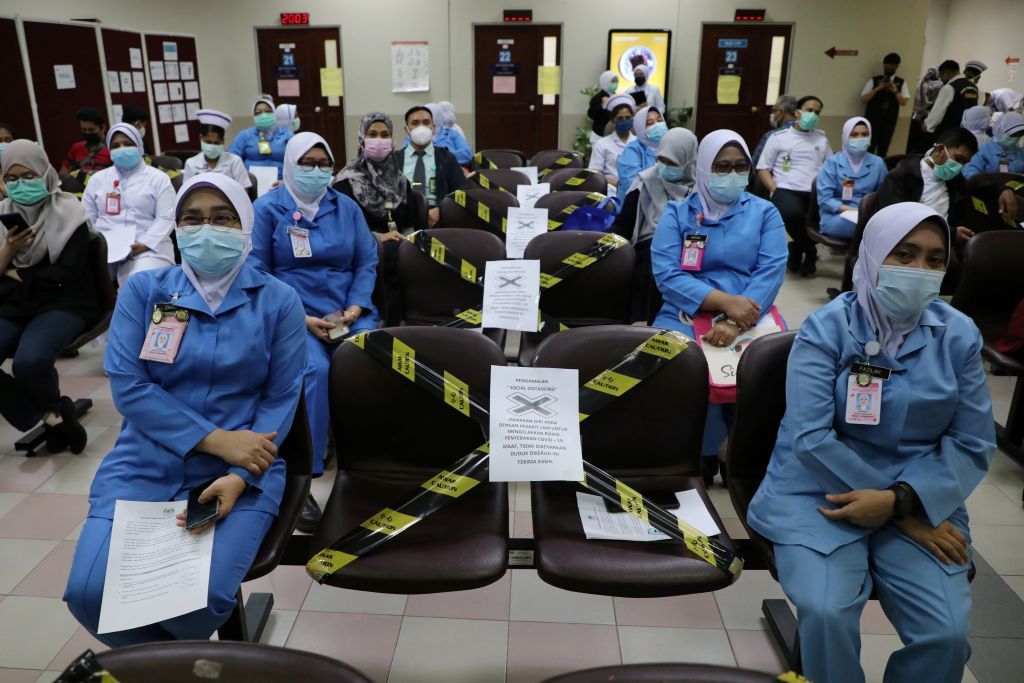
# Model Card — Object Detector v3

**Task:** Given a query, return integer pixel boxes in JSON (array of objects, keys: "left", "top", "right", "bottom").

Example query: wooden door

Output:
[
  {"left": 143, "top": 33, "right": 203, "bottom": 153},
  {"left": 474, "top": 24, "right": 561, "bottom": 159},
  {"left": 695, "top": 24, "right": 793, "bottom": 149},
  {"left": 0, "top": 17, "right": 37, "bottom": 142},
  {"left": 256, "top": 27, "right": 346, "bottom": 164}
]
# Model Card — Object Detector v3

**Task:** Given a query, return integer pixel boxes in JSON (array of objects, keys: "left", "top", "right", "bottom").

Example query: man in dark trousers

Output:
[
  {"left": 394, "top": 105, "right": 467, "bottom": 227},
  {"left": 860, "top": 53, "right": 909, "bottom": 157}
]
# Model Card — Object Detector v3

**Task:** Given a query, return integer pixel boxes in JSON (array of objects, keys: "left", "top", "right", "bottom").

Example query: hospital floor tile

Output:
[
  {"left": 46, "top": 627, "right": 107, "bottom": 672},
  {"left": 613, "top": 592, "right": 724, "bottom": 629},
  {"left": 404, "top": 571, "right": 511, "bottom": 621},
  {"left": 11, "top": 540, "right": 76, "bottom": 598},
  {"left": 617, "top": 625, "right": 736, "bottom": 666},
  {"left": 301, "top": 581, "right": 407, "bottom": 615},
  {"left": 0, "top": 494, "right": 89, "bottom": 540},
  {"left": 0, "top": 492, "right": 28, "bottom": 519},
  {"left": 0, "top": 455, "right": 73, "bottom": 494},
  {"left": 509, "top": 570, "right": 615, "bottom": 625},
  {"left": 970, "top": 524, "right": 1024, "bottom": 575},
  {"left": 726, "top": 629, "right": 787, "bottom": 673},
  {"left": 0, "top": 538, "right": 58, "bottom": 593},
  {"left": 966, "top": 483, "right": 1024, "bottom": 525},
  {"left": 967, "top": 573, "right": 1024, "bottom": 638},
  {"left": 713, "top": 570, "right": 788, "bottom": 631},
  {"left": 0, "top": 596, "right": 80, "bottom": 670},
  {"left": 258, "top": 609, "right": 298, "bottom": 647},
  {"left": 241, "top": 564, "right": 312, "bottom": 611},
  {"left": 505, "top": 621, "right": 620, "bottom": 683},
  {"left": 388, "top": 617, "right": 508, "bottom": 683},
  {"left": 36, "top": 458, "right": 101, "bottom": 495},
  {"left": 967, "top": 636, "right": 1024, "bottom": 683},
  {"left": 285, "top": 611, "right": 401, "bottom": 683}
]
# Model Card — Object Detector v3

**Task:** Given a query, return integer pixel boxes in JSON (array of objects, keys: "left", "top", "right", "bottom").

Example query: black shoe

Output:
[
  {"left": 800, "top": 249, "right": 818, "bottom": 277},
  {"left": 56, "top": 396, "right": 87, "bottom": 454},
  {"left": 296, "top": 494, "right": 322, "bottom": 534},
  {"left": 786, "top": 242, "right": 801, "bottom": 273},
  {"left": 44, "top": 425, "right": 68, "bottom": 454},
  {"left": 702, "top": 456, "right": 720, "bottom": 488}
]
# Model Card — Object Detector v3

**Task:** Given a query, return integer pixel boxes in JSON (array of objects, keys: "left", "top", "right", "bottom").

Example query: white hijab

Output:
[
  {"left": 633, "top": 106, "right": 661, "bottom": 151},
  {"left": 105, "top": 123, "right": 145, "bottom": 177},
  {"left": 695, "top": 129, "right": 752, "bottom": 222},
  {"left": 251, "top": 94, "right": 276, "bottom": 133},
  {"left": 993, "top": 112, "right": 1024, "bottom": 140},
  {"left": 842, "top": 117, "right": 871, "bottom": 172},
  {"left": 632, "top": 128, "right": 697, "bottom": 242},
  {"left": 436, "top": 101, "right": 458, "bottom": 128},
  {"left": 853, "top": 202, "right": 949, "bottom": 357},
  {"left": 275, "top": 103, "right": 297, "bottom": 131},
  {"left": 284, "top": 131, "right": 335, "bottom": 222},
  {"left": 598, "top": 70, "right": 617, "bottom": 94},
  {"left": 174, "top": 173, "right": 254, "bottom": 313}
]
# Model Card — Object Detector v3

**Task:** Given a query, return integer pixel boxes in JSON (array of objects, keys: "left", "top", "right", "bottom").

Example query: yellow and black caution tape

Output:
[
  {"left": 56, "top": 649, "right": 120, "bottom": 683},
  {"left": 467, "top": 171, "right": 516, "bottom": 195},
  {"left": 537, "top": 153, "right": 582, "bottom": 178},
  {"left": 306, "top": 328, "right": 743, "bottom": 584},
  {"left": 550, "top": 168, "right": 602, "bottom": 189},
  {"left": 545, "top": 191, "right": 609, "bottom": 231},
  {"left": 472, "top": 152, "right": 499, "bottom": 169},
  {"left": 451, "top": 189, "right": 608, "bottom": 235},
  {"left": 777, "top": 672, "right": 812, "bottom": 683}
]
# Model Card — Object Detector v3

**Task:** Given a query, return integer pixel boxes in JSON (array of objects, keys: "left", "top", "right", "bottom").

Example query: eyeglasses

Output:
[
  {"left": 177, "top": 212, "right": 241, "bottom": 229},
  {"left": 296, "top": 160, "right": 333, "bottom": 172},
  {"left": 710, "top": 162, "right": 751, "bottom": 175}
]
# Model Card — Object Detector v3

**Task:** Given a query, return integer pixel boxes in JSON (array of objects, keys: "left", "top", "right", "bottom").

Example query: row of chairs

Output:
[
  {"left": 471, "top": 166, "right": 608, "bottom": 193},
  {"left": 469, "top": 148, "right": 585, "bottom": 172}
]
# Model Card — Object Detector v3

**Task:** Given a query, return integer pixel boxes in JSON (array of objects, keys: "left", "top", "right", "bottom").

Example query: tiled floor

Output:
[{"left": 1, "top": 258, "right": 1023, "bottom": 682}]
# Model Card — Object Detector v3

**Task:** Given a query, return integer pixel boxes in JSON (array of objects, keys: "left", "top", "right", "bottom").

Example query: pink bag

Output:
[{"left": 692, "top": 306, "right": 786, "bottom": 404}]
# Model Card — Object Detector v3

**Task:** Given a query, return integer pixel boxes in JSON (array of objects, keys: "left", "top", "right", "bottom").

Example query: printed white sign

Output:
[
  {"left": 505, "top": 207, "right": 548, "bottom": 259},
  {"left": 129, "top": 47, "right": 143, "bottom": 69},
  {"left": 517, "top": 183, "right": 550, "bottom": 209},
  {"left": 576, "top": 490, "right": 721, "bottom": 542},
  {"left": 481, "top": 259, "right": 540, "bottom": 332},
  {"left": 54, "top": 64, "right": 76, "bottom": 90},
  {"left": 511, "top": 166, "right": 538, "bottom": 184}
]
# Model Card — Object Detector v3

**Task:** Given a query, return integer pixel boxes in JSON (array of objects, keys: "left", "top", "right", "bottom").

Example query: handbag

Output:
[{"left": 691, "top": 306, "right": 786, "bottom": 404}]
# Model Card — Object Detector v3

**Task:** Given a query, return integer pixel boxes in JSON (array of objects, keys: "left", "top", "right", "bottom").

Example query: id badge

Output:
[
  {"left": 781, "top": 154, "right": 792, "bottom": 173},
  {"left": 841, "top": 179, "right": 855, "bottom": 202},
  {"left": 845, "top": 375, "right": 882, "bottom": 425},
  {"left": 288, "top": 226, "right": 312, "bottom": 258},
  {"left": 1000, "top": 161, "right": 1010, "bottom": 173},
  {"left": 105, "top": 193, "right": 121, "bottom": 216},
  {"left": 681, "top": 233, "right": 707, "bottom": 272},
  {"left": 139, "top": 305, "right": 189, "bottom": 364},
  {"left": 258, "top": 139, "right": 272, "bottom": 155}
]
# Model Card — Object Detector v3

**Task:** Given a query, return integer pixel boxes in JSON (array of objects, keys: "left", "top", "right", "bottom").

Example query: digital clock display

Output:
[{"left": 280, "top": 12, "right": 309, "bottom": 25}]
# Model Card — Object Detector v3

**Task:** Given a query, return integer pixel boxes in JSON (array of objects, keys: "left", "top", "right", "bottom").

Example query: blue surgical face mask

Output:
[
  {"left": 110, "top": 146, "right": 142, "bottom": 170},
  {"left": 799, "top": 110, "right": 820, "bottom": 131},
  {"left": 657, "top": 162, "right": 685, "bottom": 183},
  {"left": 608, "top": 80, "right": 618, "bottom": 94},
  {"left": 646, "top": 121, "right": 667, "bottom": 144},
  {"left": 292, "top": 167, "right": 333, "bottom": 196},
  {"left": 614, "top": 118, "right": 633, "bottom": 136},
  {"left": 0, "top": 142, "right": 6, "bottom": 155},
  {"left": 873, "top": 265, "right": 945, "bottom": 320},
  {"left": 291, "top": 116, "right": 301, "bottom": 132},
  {"left": 6, "top": 178, "right": 51, "bottom": 206},
  {"left": 254, "top": 112, "right": 276, "bottom": 130},
  {"left": 847, "top": 138, "right": 871, "bottom": 153},
  {"left": 201, "top": 142, "right": 224, "bottom": 159},
  {"left": 931, "top": 149, "right": 963, "bottom": 181},
  {"left": 999, "top": 135, "right": 1020, "bottom": 150},
  {"left": 707, "top": 171, "right": 749, "bottom": 203},
  {"left": 175, "top": 224, "right": 246, "bottom": 276}
]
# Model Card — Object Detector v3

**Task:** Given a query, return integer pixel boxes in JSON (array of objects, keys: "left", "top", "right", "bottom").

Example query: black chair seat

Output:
[
  {"left": 532, "top": 477, "right": 736, "bottom": 597},
  {"left": 311, "top": 470, "right": 508, "bottom": 593},
  {"left": 543, "top": 662, "right": 782, "bottom": 683},
  {"left": 807, "top": 225, "right": 850, "bottom": 251},
  {"left": 982, "top": 343, "right": 1024, "bottom": 376}
]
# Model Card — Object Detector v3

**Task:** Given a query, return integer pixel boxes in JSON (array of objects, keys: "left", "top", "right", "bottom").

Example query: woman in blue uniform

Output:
[
  {"left": 250, "top": 131, "right": 378, "bottom": 531},
  {"left": 63, "top": 174, "right": 307, "bottom": 646},
  {"left": 817, "top": 117, "right": 888, "bottom": 239},
  {"left": 747, "top": 202, "right": 996, "bottom": 683},
  {"left": 616, "top": 105, "right": 666, "bottom": 198},
  {"left": 963, "top": 111, "right": 1024, "bottom": 178},
  {"left": 651, "top": 129, "right": 788, "bottom": 482},
  {"left": 228, "top": 95, "right": 293, "bottom": 179}
]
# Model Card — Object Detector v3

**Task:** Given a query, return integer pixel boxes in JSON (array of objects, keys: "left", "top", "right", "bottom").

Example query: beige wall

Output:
[
  {"left": 6, "top": 0, "right": 937, "bottom": 156},
  {"left": 931, "top": 0, "right": 1024, "bottom": 94}
]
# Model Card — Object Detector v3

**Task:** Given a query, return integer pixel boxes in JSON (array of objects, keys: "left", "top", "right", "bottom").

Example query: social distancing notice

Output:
[
  {"left": 481, "top": 260, "right": 541, "bottom": 331},
  {"left": 517, "top": 182, "right": 550, "bottom": 209},
  {"left": 505, "top": 207, "right": 549, "bottom": 258}
]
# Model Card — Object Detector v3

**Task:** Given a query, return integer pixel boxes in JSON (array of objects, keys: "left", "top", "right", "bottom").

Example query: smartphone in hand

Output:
[
  {"left": 185, "top": 478, "right": 221, "bottom": 530},
  {"left": 324, "top": 311, "right": 350, "bottom": 342},
  {"left": 0, "top": 213, "right": 31, "bottom": 237}
]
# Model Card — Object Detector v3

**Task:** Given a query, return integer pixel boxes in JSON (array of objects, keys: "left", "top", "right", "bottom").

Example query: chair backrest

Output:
[
  {"left": 246, "top": 393, "right": 312, "bottom": 579},
  {"left": 544, "top": 167, "right": 608, "bottom": 193},
  {"left": 152, "top": 154, "right": 183, "bottom": 171},
  {"left": 523, "top": 231, "right": 635, "bottom": 325},
  {"left": 725, "top": 330, "right": 796, "bottom": 573},
  {"left": 247, "top": 173, "right": 259, "bottom": 202},
  {"left": 437, "top": 188, "right": 519, "bottom": 237},
  {"left": 397, "top": 228, "right": 504, "bottom": 325},
  {"left": 473, "top": 148, "right": 526, "bottom": 169},
  {"left": 883, "top": 153, "right": 917, "bottom": 170},
  {"left": 529, "top": 325, "right": 708, "bottom": 478},
  {"left": 162, "top": 149, "right": 200, "bottom": 165},
  {"left": 952, "top": 230, "right": 1024, "bottom": 342},
  {"left": 840, "top": 190, "right": 879, "bottom": 291},
  {"left": 409, "top": 186, "right": 430, "bottom": 228},
  {"left": 60, "top": 173, "right": 86, "bottom": 195},
  {"left": 65, "top": 231, "right": 118, "bottom": 352},
  {"left": 170, "top": 173, "right": 184, "bottom": 192},
  {"left": 97, "top": 640, "right": 373, "bottom": 683},
  {"left": 470, "top": 168, "right": 531, "bottom": 194},
  {"left": 806, "top": 177, "right": 821, "bottom": 230},
  {"left": 531, "top": 149, "right": 584, "bottom": 173},
  {"left": 329, "top": 327, "right": 506, "bottom": 471},
  {"left": 543, "top": 663, "right": 781, "bottom": 683},
  {"left": 966, "top": 172, "right": 1023, "bottom": 232},
  {"left": 534, "top": 190, "right": 615, "bottom": 220}
]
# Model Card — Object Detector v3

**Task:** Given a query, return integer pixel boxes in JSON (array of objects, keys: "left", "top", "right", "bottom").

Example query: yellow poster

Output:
[
  {"left": 320, "top": 67, "right": 344, "bottom": 97},
  {"left": 537, "top": 66, "right": 561, "bottom": 95},
  {"left": 717, "top": 74, "right": 741, "bottom": 104},
  {"left": 608, "top": 30, "right": 671, "bottom": 96}
]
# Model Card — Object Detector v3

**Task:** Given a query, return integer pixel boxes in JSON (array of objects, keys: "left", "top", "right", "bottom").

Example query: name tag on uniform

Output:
[
  {"left": 258, "top": 139, "right": 272, "bottom": 155},
  {"left": 680, "top": 233, "right": 707, "bottom": 272},
  {"left": 844, "top": 363, "right": 890, "bottom": 426},
  {"left": 139, "top": 305, "right": 189, "bottom": 364},
  {"left": 841, "top": 179, "right": 855, "bottom": 202},
  {"left": 288, "top": 226, "right": 312, "bottom": 258},
  {"left": 105, "top": 193, "right": 121, "bottom": 216},
  {"left": 1000, "top": 161, "right": 1010, "bottom": 173},
  {"left": 428, "top": 177, "right": 437, "bottom": 195}
]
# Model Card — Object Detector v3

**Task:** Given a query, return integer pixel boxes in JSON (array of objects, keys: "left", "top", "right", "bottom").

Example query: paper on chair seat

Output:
[
  {"left": 576, "top": 489, "right": 721, "bottom": 542},
  {"left": 840, "top": 210, "right": 859, "bottom": 224},
  {"left": 248, "top": 165, "right": 279, "bottom": 198},
  {"left": 98, "top": 499, "right": 213, "bottom": 634}
]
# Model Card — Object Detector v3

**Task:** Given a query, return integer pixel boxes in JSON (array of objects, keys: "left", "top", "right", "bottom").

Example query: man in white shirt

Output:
[
  {"left": 924, "top": 60, "right": 981, "bottom": 137},
  {"left": 588, "top": 94, "right": 636, "bottom": 192},
  {"left": 860, "top": 52, "right": 910, "bottom": 157},
  {"left": 757, "top": 95, "right": 833, "bottom": 276}
]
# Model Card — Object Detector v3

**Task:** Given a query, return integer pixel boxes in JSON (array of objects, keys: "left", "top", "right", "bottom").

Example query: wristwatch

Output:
[{"left": 888, "top": 482, "right": 916, "bottom": 520}]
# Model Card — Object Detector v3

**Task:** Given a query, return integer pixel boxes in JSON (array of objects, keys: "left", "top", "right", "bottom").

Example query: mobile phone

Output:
[
  {"left": 324, "top": 311, "right": 350, "bottom": 342},
  {"left": 0, "top": 213, "right": 30, "bottom": 236},
  {"left": 185, "top": 478, "right": 220, "bottom": 530},
  {"left": 604, "top": 490, "right": 680, "bottom": 514}
]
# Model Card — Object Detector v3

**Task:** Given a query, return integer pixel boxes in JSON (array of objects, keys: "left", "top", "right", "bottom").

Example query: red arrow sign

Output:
[
  {"left": 825, "top": 46, "right": 859, "bottom": 59},
  {"left": 1007, "top": 57, "right": 1021, "bottom": 65}
]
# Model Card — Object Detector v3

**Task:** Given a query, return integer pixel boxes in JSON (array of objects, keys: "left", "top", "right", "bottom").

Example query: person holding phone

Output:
[
  {"left": 0, "top": 140, "right": 100, "bottom": 453},
  {"left": 64, "top": 173, "right": 306, "bottom": 646},
  {"left": 250, "top": 132, "right": 378, "bottom": 532}
]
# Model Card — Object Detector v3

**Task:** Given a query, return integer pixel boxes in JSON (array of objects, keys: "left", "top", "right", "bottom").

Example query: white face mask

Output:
[{"left": 409, "top": 125, "right": 433, "bottom": 146}]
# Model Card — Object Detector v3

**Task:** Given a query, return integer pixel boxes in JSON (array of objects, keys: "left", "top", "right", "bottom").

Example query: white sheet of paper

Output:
[
  {"left": 186, "top": 102, "right": 200, "bottom": 120},
  {"left": 481, "top": 259, "right": 540, "bottom": 331},
  {"left": 249, "top": 165, "right": 279, "bottom": 197},
  {"left": 99, "top": 227, "right": 133, "bottom": 263},
  {"left": 171, "top": 103, "right": 186, "bottom": 123},
  {"left": 119, "top": 72, "right": 133, "bottom": 93},
  {"left": 840, "top": 210, "right": 859, "bottom": 224},
  {"left": 149, "top": 61, "right": 165, "bottom": 81},
  {"left": 180, "top": 61, "right": 195, "bottom": 80},
  {"left": 54, "top": 64, "right": 76, "bottom": 90},
  {"left": 163, "top": 40, "right": 178, "bottom": 61},
  {"left": 174, "top": 123, "right": 189, "bottom": 143},
  {"left": 576, "top": 489, "right": 721, "bottom": 542},
  {"left": 112, "top": 105, "right": 124, "bottom": 125},
  {"left": 132, "top": 71, "right": 146, "bottom": 92},
  {"left": 702, "top": 314, "right": 782, "bottom": 386},
  {"left": 97, "top": 499, "right": 213, "bottom": 634},
  {"left": 165, "top": 61, "right": 180, "bottom": 81},
  {"left": 489, "top": 365, "right": 583, "bottom": 482},
  {"left": 129, "top": 47, "right": 143, "bottom": 69},
  {"left": 517, "top": 183, "right": 550, "bottom": 209},
  {"left": 107, "top": 71, "right": 121, "bottom": 94},
  {"left": 154, "top": 83, "right": 169, "bottom": 103},
  {"left": 511, "top": 166, "right": 538, "bottom": 184},
  {"left": 184, "top": 81, "right": 200, "bottom": 100},
  {"left": 168, "top": 82, "right": 184, "bottom": 101},
  {"left": 157, "top": 104, "right": 173, "bottom": 124},
  {"left": 505, "top": 207, "right": 549, "bottom": 259}
]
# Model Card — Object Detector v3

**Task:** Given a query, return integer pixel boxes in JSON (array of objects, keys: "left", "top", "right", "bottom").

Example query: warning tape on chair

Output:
[
  {"left": 468, "top": 171, "right": 516, "bottom": 195},
  {"left": 452, "top": 189, "right": 608, "bottom": 234},
  {"left": 305, "top": 328, "right": 742, "bottom": 583},
  {"left": 472, "top": 152, "right": 499, "bottom": 169},
  {"left": 551, "top": 168, "right": 601, "bottom": 189},
  {"left": 537, "top": 153, "right": 582, "bottom": 177}
]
